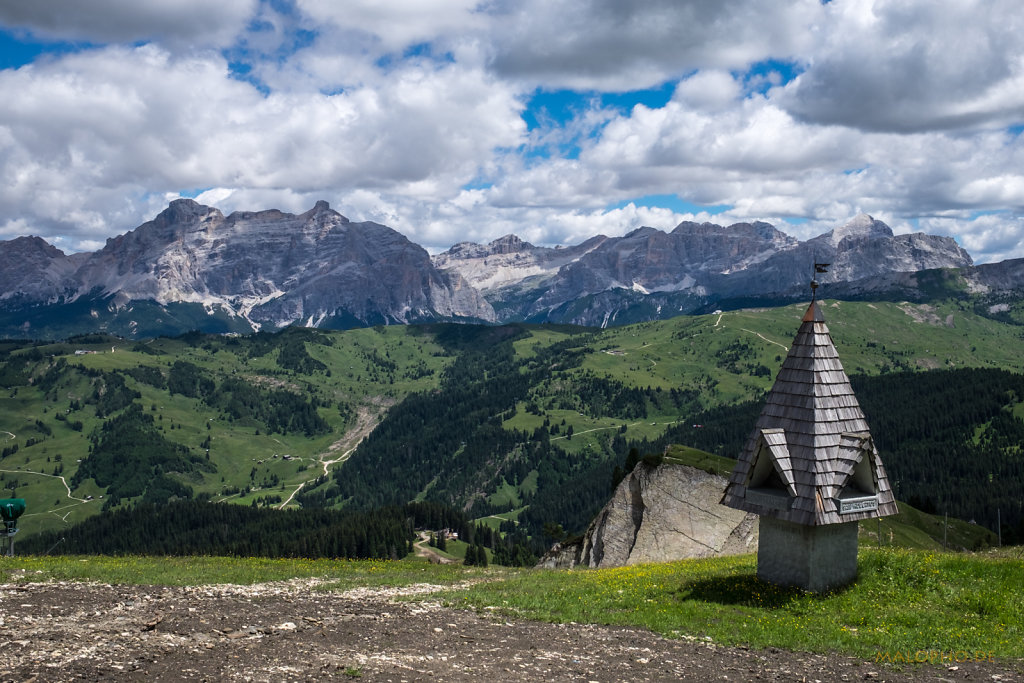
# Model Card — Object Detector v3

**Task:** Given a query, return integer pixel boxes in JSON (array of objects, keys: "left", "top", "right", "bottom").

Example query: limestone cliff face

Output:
[{"left": 538, "top": 463, "right": 758, "bottom": 569}]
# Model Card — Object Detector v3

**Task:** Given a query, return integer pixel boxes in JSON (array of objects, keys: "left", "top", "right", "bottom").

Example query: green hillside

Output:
[
  {"left": 1, "top": 326, "right": 455, "bottom": 538},
  {"left": 2, "top": 298, "right": 1023, "bottom": 549}
]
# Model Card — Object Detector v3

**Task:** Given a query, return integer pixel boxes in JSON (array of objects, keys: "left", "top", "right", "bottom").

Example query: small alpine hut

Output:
[{"left": 720, "top": 272, "right": 897, "bottom": 592}]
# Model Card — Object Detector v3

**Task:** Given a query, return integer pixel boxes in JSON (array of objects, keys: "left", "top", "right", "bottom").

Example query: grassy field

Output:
[
  {"left": 446, "top": 549, "right": 1024, "bottom": 661},
  {"left": 2, "top": 548, "right": 1020, "bottom": 661},
  {"left": 0, "top": 553, "right": 477, "bottom": 588}
]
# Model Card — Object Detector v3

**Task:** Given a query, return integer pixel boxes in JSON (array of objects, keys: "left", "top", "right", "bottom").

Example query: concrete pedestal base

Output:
[{"left": 756, "top": 517, "right": 859, "bottom": 592}]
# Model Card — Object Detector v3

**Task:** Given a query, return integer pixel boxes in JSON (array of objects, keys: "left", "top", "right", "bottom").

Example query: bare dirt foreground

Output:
[{"left": 1, "top": 577, "right": 1020, "bottom": 683}]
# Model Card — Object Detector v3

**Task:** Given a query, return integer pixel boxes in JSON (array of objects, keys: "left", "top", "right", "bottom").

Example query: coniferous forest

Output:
[{"left": 20, "top": 500, "right": 413, "bottom": 558}]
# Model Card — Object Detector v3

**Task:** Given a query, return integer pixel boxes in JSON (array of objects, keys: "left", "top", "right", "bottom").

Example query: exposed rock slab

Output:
[{"left": 539, "top": 463, "right": 758, "bottom": 569}]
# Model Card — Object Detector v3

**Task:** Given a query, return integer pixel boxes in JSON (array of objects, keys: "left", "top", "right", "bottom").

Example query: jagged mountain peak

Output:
[
  {"left": 671, "top": 219, "right": 795, "bottom": 242},
  {"left": 443, "top": 234, "right": 536, "bottom": 259},
  {"left": 104, "top": 198, "right": 224, "bottom": 251},
  {"left": 3, "top": 234, "right": 67, "bottom": 258},
  {"left": 488, "top": 234, "right": 534, "bottom": 253},
  {"left": 624, "top": 226, "right": 661, "bottom": 239},
  {"left": 0, "top": 235, "right": 79, "bottom": 302},
  {"left": 301, "top": 200, "right": 348, "bottom": 223},
  {"left": 161, "top": 198, "right": 223, "bottom": 223},
  {"left": 827, "top": 213, "right": 893, "bottom": 246}
]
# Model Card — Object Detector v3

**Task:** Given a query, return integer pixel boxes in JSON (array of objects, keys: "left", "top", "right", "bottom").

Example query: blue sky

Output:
[{"left": 0, "top": 0, "right": 1023, "bottom": 262}]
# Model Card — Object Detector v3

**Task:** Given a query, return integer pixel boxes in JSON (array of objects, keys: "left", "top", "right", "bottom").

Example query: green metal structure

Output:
[{"left": 1, "top": 498, "right": 26, "bottom": 556}]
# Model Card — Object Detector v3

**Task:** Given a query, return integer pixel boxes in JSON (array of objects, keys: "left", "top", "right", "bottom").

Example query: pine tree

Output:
[{"left": 475, "top": 542, "right": 488, "bottom": 567}]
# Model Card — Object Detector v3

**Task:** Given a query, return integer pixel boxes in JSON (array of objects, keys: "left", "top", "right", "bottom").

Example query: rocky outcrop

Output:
[
  {"left": 538, "top": 463, "right": 758, "bottom": 569},
  {"left": 0, "top": 235, "right": 84, "bottom": 302},
  {"left": 432, "top": 233, "right": 607, "bottom": 296}
]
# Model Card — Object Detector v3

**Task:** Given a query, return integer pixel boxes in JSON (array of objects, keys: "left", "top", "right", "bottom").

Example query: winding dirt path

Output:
[
  {"left": 413, "top": 531, "right": 459, "bottom": 565},
  {"left": 739, "top": 327, "right": 789, "bottom": 351},
  {"left": 277, "top": 405, "right": 384, "bottom": 510},
  {"left": 0, "top": 468, "right": 93, "bottom": 525}
]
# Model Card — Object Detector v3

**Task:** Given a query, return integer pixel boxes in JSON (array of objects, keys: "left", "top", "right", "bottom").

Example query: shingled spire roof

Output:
[{"left": 720, "top": 301, "right": 898, "bottom": 526}]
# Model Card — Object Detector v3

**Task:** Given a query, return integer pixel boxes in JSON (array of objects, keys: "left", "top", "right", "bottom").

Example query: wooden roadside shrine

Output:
[{"left": 720, "top": 271, "right": 897, "bottom": 592}]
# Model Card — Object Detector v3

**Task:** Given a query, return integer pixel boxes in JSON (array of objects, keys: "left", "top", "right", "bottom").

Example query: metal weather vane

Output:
[{"left": 810, "top": 261, "right": 830, "bottom": 300}]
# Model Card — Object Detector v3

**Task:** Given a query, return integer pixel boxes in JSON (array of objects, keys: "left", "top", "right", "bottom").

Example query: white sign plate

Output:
[{"left": 840, "top": 496, "right": 878, "bottom": 514}]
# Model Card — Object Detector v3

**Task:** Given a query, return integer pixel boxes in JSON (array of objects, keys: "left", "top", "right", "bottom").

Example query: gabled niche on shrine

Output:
[
  {"left": 834, "top": 434, "right": 881, "bottom": 515},
  {"left": 742, "top": 429, "right": 797, "bottom": 510}
]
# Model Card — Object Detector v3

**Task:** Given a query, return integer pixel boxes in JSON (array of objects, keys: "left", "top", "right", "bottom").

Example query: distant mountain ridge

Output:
[
  {"left": 0, "top": 200, "right": 1014, "bottom": 338},
  {"left": 434, "top": 213, "right": 976, "bottom": 326}
]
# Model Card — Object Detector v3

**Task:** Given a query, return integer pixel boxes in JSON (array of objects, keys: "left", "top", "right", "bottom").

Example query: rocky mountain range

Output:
[
  {"left": 0, "top": 199, "right": 1018, "bottom": 338},
  {"left": 435, "top": 213, "right": 979, "bottom": 326},
  {"left": 0, "top": 200, "right": 493, "bottom": 338}
]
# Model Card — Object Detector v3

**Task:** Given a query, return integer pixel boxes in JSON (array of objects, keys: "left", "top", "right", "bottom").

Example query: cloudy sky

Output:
[{"left": 0, "top": 0, "right": 1022, "bottom": 263}]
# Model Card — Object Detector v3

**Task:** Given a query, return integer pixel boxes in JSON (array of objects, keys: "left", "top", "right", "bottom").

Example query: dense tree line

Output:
[
  {"left": 852, "top": 368, "right": 1024, "bottom": 542},
  {"left": 0, "top": 347, "right": 41, "bottom": 387},
  {"left": 242, "top": 328, "right": 330, "bottom": 374},
  {"left": 405, "top": 500, "right": 468, "bottom": 531},
  {"left": 275, "top": 334, "right": 328, "bottom": 374},
  {"left": 211, "top": 377, "right": 330, "bottom": 436},
  {"left": 73, "top": 404, "right": 214, "bottom": 508},
  {"left": 122, "top": 364, "right": 166, "bottom": 388},
  {"left": 164, "top": 360, "right": 329, "bottom": 436},
  {"left": 300, "top": 325, "right": 535, "bottom": 510},
  {"left": 167, "top": 360, "right": 216, "bottom": 398},
  {"left": 90, "top": 372, "right": 141, "bottom": 418},
  {"left": 32, "top": 357, "right": 69, "bottom": 393},
  {"left": 516, "top": 457, "right": 618, "bottom": 551},
  {"left": 18, "top": 499, "right": 541, "bottom": 561},
  {"left": 526, "top": 370, "right": 700, "bottom": 422},
  {"left": 20, "top": 500, "right": 413, "bottom": 559},
  {"left": 490, "top": 525, "right": 538, "bottom": 567},
  {"left": 532, "top": 371, "right": 651, "bottom": 419}
]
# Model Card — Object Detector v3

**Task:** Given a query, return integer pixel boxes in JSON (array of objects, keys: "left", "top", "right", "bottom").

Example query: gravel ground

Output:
[{"left": 1, "top": 577, "right": 1020, "bottom": 682}]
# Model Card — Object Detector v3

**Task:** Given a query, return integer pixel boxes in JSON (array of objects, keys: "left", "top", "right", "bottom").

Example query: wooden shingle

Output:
[{"left": 721, "top": 301, "right": 898, "bottom": 526}]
